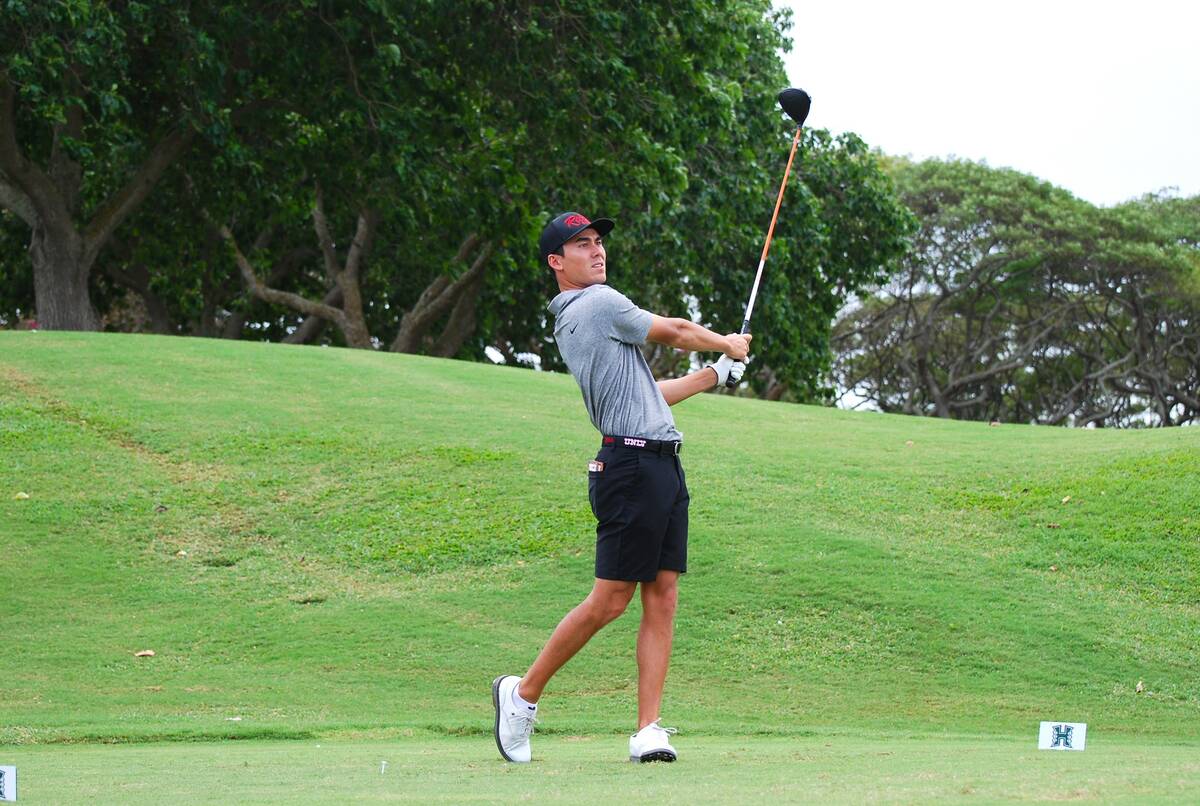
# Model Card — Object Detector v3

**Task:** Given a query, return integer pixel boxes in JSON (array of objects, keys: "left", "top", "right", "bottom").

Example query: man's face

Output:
[{"left": 549, "top": 227, "right": 606, "bottom": 290}]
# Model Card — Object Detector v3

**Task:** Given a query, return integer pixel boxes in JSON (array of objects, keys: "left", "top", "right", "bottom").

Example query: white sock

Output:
[{"left": 511, "top": 683, "right": 537, "bottom": 712}]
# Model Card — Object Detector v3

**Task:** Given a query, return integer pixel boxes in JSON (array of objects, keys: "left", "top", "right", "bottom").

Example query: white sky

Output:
[{"left": 780, "top": 0, "right": 1200, "bottom": 206}]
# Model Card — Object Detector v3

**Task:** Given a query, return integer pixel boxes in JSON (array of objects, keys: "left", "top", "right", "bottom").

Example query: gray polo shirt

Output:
[{"left": 548, "top": 284, "right": 682, "bottom": 442}]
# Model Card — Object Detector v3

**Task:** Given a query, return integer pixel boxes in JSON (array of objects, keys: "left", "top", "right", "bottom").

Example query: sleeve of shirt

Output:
[{"left": 599, "top": 287, "right": 652, "bottom": 345}]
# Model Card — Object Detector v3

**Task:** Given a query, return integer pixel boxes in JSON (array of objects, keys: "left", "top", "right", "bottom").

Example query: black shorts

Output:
[{"left": 587, "top": 442, "right": 689, "bottom": 582}]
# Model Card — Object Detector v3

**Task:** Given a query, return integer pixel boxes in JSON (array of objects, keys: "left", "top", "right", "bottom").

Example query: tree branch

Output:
[
  {"left": 284, "top": 285, "right": 343, "bottom": 344},
  {"left": 432, "top": 270, "right": 485, "bottom": 357},
  {"left": 311, "top": 184, "right": 341, "bottom": 286},
  {"left": 0, "top": 170, "right": 36, "bottom": 225},
  {"left": 0, "top": 73, "right": 67, "bottom": 225},
  {"left": 48, "top": 98, "right": 84, "bottom": 216},
  {"left": 217, "top": 223, "right": 343, "bottom": 322},
  {"left": 82, "top": 125, "right": 195, "bottom": 265},
  {"left": 390, "top": 235, "right": 493, "bottom": 353},
  {"left": 342, "top": 208, "right": 378, "bottom": 286}
]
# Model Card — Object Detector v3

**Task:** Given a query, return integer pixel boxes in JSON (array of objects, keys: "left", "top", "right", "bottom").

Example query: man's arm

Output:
[
  {"left": 644, "top": 315, "right": 751, "bottom": 406},
  {"left": 646, "top": 315, "right": 751, "bottom": 359},
  {"left": 657, "top": 368, "right": 720, "bottom": 406}
]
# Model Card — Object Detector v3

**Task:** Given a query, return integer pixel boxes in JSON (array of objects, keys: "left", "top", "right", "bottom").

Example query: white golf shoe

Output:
[
  {"left": 492, "top": 675, "right": 536, "bottom": 763},
  {"left": 629, "top": 719, "right": 678, "bottom": 763}
]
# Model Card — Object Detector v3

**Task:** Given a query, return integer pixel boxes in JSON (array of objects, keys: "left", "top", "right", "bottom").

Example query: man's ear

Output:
[{"left": 547, "top": 253, "right": 562, "bottom": 272}]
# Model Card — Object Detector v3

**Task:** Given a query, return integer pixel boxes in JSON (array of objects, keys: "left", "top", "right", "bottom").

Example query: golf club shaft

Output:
[{"left": 739, "top": 125, "right": 802, "bottom": 334}]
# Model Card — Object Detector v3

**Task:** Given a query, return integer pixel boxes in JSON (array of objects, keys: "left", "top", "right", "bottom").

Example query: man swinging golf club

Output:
[{"left": 492, "top": 212, "right": 750, "bottom": 764}]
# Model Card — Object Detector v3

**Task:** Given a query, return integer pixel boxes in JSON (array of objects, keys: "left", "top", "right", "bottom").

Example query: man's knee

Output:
[
  {"left": 642, "top": 573, "right": 678, "bottom": 615},
  {"left": 584, "top": 583, "right": 635, "bottom": 625}
]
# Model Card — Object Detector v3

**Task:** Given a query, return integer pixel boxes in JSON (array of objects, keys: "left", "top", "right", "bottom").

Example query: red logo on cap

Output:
[{"left": 563, "top": 214, "right": 590, "bottom": 228}]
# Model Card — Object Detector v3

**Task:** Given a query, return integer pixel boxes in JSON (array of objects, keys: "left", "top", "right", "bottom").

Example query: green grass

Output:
[
  {"left": 1, "top": 331, "right": 1198, "bottom": 801},
  {"left": 5, "top": 733, "right": 1200, "bottom": 804}
]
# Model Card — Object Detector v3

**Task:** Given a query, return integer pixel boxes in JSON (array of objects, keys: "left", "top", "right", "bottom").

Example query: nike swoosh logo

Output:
[{"left": 569, "top": 323, "right": 579, "bottom": 334}]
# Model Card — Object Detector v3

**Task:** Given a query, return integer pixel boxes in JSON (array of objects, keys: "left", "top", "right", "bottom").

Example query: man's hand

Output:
[
  {"left": 724, "top": 332, "right": 752, "bottom": 360},
  {"left": 708, "top": 355, "right": 747, "bottom": 388}
]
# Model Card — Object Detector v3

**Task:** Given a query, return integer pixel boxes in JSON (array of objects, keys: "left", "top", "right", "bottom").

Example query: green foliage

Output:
[
  {"left": 0, "top": 1, "right": 306, "bottom": 327},
  {"left": 742, "top": 131, "right": 916, "bottom": 400},
  {"left": 2, "top": 2, "right": 916, "bottom": 396},
  {"left": 833, "top": 159, "right": 1200, "bottom": 425},
  {"left": 1, "top": 0, "right": 250, "bottom": 192}
]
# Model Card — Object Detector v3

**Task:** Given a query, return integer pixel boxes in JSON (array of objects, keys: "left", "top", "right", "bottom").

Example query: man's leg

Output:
[
  {"left": 635, "top": 569, "right": 678, "bottom": 728},
  {"left": 518, "top": 578, "right": 637, "bottom": 702}
]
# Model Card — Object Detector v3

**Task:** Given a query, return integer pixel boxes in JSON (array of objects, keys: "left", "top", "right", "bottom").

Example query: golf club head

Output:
[{"left": 778, "top": 88, "right": 811, "bottom": 127}]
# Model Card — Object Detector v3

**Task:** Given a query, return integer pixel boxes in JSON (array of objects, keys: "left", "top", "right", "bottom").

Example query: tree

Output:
[
  {"left": 455, "top": 4, "right": 916, "bottom": 399},
  {"left": 832, "top": 159, "right": 1200, "bottom": 426},
  {"left": 2, "top": 2, "right": 917, "bottom": 403},
  {"left": 0, "top": 3, "right": 266, "bottom": 328}
]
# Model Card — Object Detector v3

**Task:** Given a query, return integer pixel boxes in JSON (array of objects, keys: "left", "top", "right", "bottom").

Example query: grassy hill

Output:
[{"left": 2, "top": 331, "right": 1197, "bottom": 748}]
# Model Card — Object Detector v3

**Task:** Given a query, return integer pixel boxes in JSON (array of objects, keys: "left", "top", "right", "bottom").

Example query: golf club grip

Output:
[
  {"left": 723, "top": 321, "right": 751, "bottom": 388},
  {"left": 721, "top": 319, "right": 750, "bottom": 388}
]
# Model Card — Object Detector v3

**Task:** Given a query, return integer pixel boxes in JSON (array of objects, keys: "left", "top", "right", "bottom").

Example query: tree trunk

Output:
[
  {"left": 210, "top": 187, "right": 376, "bottom": 349},
  {"left": 2, "top": 74, "right": 193, "bottom": 330},
  {"left": 390, "top": 235, "right": 493, "bottom": 353},
  {"left": 432, "top": 273, "right": 484, "bottom": 357},
  {"left": 312, "top": 189, "right": 375, "bottom": 349},
  {"left": 140, "top": 291, "right": 173, "bottom": 335},
  {"left": 285, "top": 286, "right": 342, "bottom": 344},
  {"left": 103, "top": 262, "right": 173, "bottom": 334},
  {"left": 28, "top": 224, "right": 96, "bottom": 329},
  {"left": 219, "top": 246, "right": 315, "bottom": 340}
]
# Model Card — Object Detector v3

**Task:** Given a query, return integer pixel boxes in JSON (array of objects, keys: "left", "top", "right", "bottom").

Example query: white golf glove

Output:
[{"left": 708, "top": 354, "right": 747, "bottom": 388}]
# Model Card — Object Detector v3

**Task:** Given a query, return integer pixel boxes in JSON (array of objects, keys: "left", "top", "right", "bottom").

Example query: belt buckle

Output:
[{"left": 671, "top": 441, "right": 681, "bottom": 456}]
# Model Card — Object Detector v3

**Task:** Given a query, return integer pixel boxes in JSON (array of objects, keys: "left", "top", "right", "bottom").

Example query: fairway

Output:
[
  {"left": 6, "top": 733, "right": 1200, "bottom": 804},
  {"left": 2, "top": 332, "right": 1198, "bottom": 802}
]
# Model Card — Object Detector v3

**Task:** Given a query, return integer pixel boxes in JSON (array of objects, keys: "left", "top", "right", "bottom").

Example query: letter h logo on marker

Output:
[
  {"left": 1050, "top": 724, "right": 1073, "bottom": 749},
  {"left": 0, "top": 765, "right": 15, "bottom": 802}
]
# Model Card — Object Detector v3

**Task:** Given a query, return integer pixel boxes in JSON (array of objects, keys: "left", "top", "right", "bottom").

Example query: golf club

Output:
[{"left": 727, "top": 87, "right": 811, "bottom": 387}]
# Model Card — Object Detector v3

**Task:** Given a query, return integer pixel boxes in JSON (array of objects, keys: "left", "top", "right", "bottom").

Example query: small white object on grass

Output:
[{"left": 380, "top": 761, "right": 388, "bottom": 775}]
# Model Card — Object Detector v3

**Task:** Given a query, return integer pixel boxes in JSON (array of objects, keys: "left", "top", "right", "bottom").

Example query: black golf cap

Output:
[{"left": 539, "top": 212, "right": 614, "bottom": 264}]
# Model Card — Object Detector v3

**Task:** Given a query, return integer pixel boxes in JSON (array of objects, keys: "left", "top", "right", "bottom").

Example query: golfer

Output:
[{"left": 493, "top": 212, "right": 750, "bottom": 764}]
